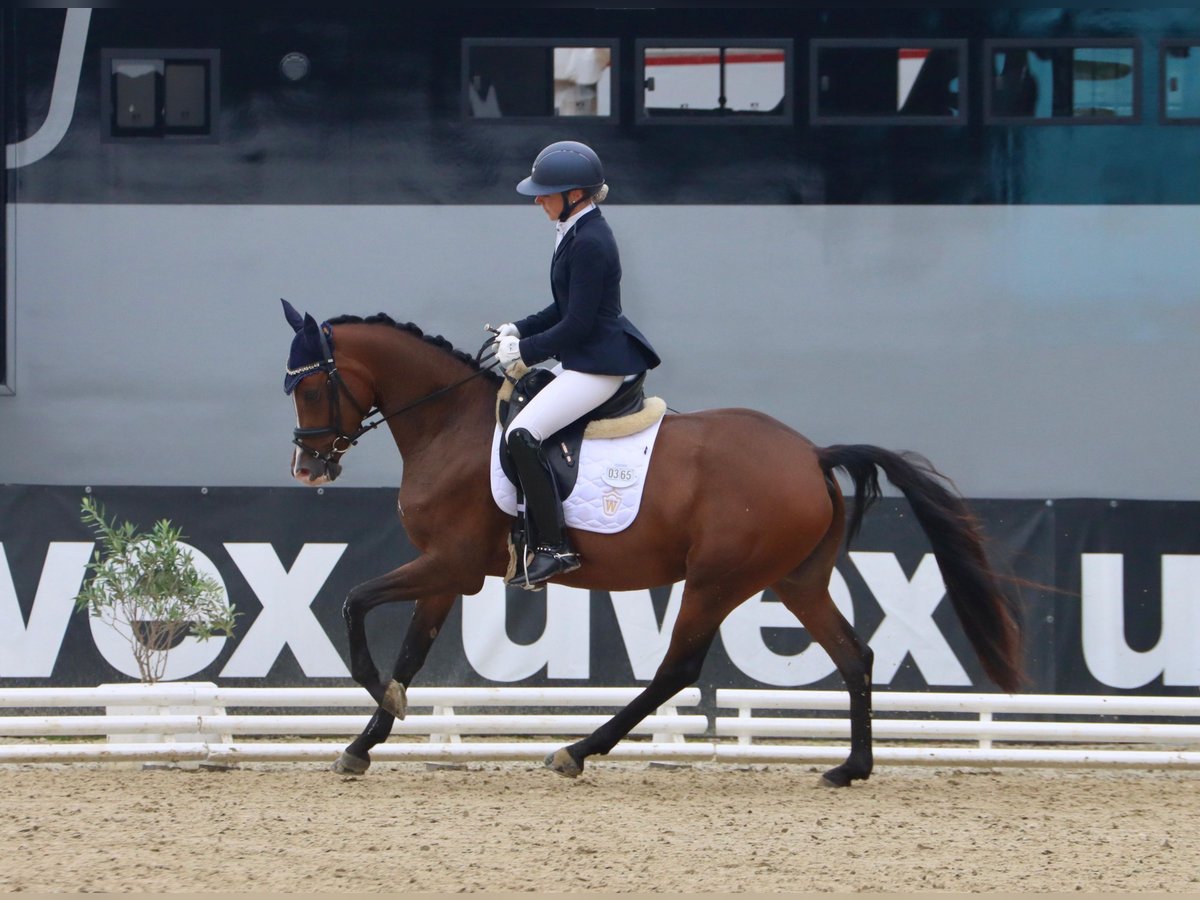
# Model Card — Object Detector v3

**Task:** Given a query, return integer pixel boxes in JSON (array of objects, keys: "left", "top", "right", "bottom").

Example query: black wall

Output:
[
  {"left": 9, "top": 6, "right": 1200, "bottom": 206},
  {"left": 3, "top": 484, "right": 1197, "bottom": 700}
]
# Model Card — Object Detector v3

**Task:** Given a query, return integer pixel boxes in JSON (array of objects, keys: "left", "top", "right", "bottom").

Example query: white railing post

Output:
[
  {"left": 430, "top": 705, "right": 461, "bottom": 744},
  {"left": 652, "top": 703, "right": 683, "bottom": 744},
  {"left": 738, "top": 706, "right": 753, "bottom": 747},
  {"left": 979, "top": 710, "right": 993, "bottom": 751}
]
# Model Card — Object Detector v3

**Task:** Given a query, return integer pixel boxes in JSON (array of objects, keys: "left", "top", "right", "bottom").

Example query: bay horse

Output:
[{"left": 282, "top": 303, "right": 1023, "bottom": 786}]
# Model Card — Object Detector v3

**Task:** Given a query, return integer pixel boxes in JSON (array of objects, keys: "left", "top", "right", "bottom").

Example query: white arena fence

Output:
[
  {"left": 715, "top": 690, "right": 1200, "bottom": 769},
  {"left": 0, "top": 684, "right": 1197, "bottom": 769},
  {"left": 0, "top": 684, "right": 710, "bottom": 766}
]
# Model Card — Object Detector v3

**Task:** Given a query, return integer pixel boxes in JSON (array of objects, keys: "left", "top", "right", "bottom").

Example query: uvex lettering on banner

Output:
[{"left": 1, "top": 487, "right": 1198, "bottom": 696}]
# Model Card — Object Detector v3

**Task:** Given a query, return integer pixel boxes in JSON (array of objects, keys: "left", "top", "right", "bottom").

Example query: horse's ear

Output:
[{"left": 281, "top": 298, "right": 306, "bottom": 333}]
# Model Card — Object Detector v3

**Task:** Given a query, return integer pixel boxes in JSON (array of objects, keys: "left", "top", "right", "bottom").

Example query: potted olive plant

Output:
[{"left": 76, "top": 496, "right": 237, "bottom": 684}]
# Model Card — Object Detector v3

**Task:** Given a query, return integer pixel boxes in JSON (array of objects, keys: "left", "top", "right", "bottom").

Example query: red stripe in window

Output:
[
  {"left": 645, "top": 51, "right": 786, "bottom": 66},
  {"left": 898, "top": 48, "right": 932, "bottom": 60}
]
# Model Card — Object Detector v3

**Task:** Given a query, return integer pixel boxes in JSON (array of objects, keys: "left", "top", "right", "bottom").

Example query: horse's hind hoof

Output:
[
  {"left": 332, "top": 751, "right": 371, "bottom": 775},
  {"left": 381, "top": 680, "right": 407, "bottom": 719},
  {"left": 544, "top": 747, "right": 583, "bottom": 778},
  {"left": 819, "top": 762, "right": 869, "bottom": 788}
]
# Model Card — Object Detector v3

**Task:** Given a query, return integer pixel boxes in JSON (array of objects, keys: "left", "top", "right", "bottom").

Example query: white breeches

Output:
[{"left": 505, "top": 367, "right": 626, "bottom": 443}]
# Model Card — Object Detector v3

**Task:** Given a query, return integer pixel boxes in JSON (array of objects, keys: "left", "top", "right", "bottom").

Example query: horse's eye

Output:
[{"left": 303, "top": 388, "right": 322, "bottom": 402}]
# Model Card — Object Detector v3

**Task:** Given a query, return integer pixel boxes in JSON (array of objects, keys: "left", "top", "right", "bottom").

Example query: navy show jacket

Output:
[{"left": 515, "top": 208, "right": 660, "bottom": 376}]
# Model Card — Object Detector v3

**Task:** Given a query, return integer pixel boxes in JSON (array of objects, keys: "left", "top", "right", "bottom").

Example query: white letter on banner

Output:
[
  {"left": 610, "top": 583, "right": 683, "bottom": 680},
  {"left": 0, "top": 542, "right": 92, "bottom": 677},
  {"left": 90, "top": 542, "right": 230, "bottom": 681},
  {"left": 220, "top": 543, "right": 349, "bottom": 677},
  {"left": 719, "top": 569, "right": 854, "bottom": 686},
  {"left": 461, "top": 577, "right": 590, "bottom": 681},
  {"left": 852, "top": 551, "right": 971, "bottom": 686},
  {"left": 1082, "top": 554, "right": 1200, "bottom": 688}
]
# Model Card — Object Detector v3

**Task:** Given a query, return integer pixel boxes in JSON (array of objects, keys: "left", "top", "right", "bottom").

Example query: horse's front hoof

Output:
[
  {"left": 332, "top": 751, "right": 371, "bottom": 775},
  {"left": 544, "top": 747, "right": 584, "bottom": 778},
  {"left": 381, "top": 680, "right": 407, "bottom": 719}
]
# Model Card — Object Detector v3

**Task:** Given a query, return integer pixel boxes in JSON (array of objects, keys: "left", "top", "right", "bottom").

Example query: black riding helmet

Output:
[{"left": 516, "top": 140, "right": 605, "bottom": 222}]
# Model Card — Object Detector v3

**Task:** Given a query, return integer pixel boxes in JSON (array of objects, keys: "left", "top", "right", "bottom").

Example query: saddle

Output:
[{"left": 496, "top": 366, "right": 649, "bottom": 500}]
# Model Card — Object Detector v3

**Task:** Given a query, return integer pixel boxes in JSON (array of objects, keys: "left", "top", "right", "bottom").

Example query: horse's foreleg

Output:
[
  {"left": 545, "top": 596, "right": 723, "bottom": 779},
  {"left": 388, "top": 591, "right": 458, "bottom": 686},
  {"left": 342, "top": 573, "right": 396, "bottom": 706},
  {"left": 333, "top": 708, "right": 394, "bottom": 775},
  {"left": 336, "top": 592, "right": 458, "bottom": 774},
  {"left": 337, "top": 555, "right": 468, "bottom": 776},
  {"left": 774, "top": 578, "right": 874, "bottom": 787},
  {"left": 342, "top": 556, "right": 455, "bottom": 703}
]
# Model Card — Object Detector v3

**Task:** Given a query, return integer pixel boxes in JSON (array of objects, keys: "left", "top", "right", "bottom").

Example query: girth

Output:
[{"left": 497, "top": 370, "right": 647, "bottom": 498}]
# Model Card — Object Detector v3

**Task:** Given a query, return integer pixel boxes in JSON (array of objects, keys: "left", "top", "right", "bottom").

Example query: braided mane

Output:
[{"left": 327, "top": 313, "right": 500, "bottom": 384}]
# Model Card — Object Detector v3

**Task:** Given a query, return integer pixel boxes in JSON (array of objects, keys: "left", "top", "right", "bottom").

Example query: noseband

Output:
[{"left": 290, "top": 325, "right": 499, "bottom": 480}]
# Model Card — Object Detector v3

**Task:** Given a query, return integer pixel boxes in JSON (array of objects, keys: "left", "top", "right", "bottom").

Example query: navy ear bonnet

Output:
[{"left": 282, "top": 298, "right": 334, "bottom": 395}]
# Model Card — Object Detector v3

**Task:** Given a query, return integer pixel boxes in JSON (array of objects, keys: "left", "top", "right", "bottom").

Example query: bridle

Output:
[{"left": 290, "top": 324, "right": 499, "bottom": 480}]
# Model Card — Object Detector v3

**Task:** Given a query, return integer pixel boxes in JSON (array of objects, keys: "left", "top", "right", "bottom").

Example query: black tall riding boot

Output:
[{"left": 507, "top": 428, "right": 581, "bottom": 589}]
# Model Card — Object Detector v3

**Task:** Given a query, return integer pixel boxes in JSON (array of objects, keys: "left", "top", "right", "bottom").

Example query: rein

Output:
[{"left": 291, "top": 326, "right": 498, "bottom": 476}]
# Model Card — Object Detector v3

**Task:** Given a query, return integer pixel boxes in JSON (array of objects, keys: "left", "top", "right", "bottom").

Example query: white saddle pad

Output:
[{"left": 490, "top": 415, "right": 665, "bottom": 534}]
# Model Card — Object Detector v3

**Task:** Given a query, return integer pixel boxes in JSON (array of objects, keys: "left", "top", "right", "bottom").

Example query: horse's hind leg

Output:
[
  {"left": 335, "top": 591, "right": 457, "bottom": 775},
  {"left": 545, "top": 584, "right": 735, "bottom": 778},
  {"left": 772, "top": 575, "right": 874, "bottom": 787}
]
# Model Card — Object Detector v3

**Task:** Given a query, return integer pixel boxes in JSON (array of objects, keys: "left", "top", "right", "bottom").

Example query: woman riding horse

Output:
[
  {"left": 494, "top": 140, "right": 660, "bottom": 590},
  {"left": 282, "top": 137, "right": 1023, "bottom": 782}
]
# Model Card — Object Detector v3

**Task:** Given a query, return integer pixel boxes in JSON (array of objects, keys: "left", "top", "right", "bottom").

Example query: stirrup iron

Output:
[{"left": 518, "top": 545, "right": 580, "bottom": 590}]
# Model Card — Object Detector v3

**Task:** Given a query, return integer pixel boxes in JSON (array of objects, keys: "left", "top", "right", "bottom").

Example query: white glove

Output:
[
  {"left": 495, "top": 335, "right": 523, "bottom": 368},
  {"left": 496, "top": 322, "right": 520, "bottom": 338}
]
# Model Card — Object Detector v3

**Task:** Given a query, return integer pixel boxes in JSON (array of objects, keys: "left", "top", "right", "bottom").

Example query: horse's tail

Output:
[{"left": 817, "top": 443, "right": 1024, "bottom": 693}]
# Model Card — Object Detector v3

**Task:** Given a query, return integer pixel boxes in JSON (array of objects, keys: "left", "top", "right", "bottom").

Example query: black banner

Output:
[{"left": 1, "top": 486, "right": 1197, "bottom": 698}]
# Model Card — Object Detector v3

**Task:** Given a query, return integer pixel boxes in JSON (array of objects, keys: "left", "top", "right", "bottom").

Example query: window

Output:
[
  {"left": 985, "top": 40, "right": 1140, "bottom": 123},
  {"left": 102, "top": 49, "right": 219, "bottom": 140},
  {"left": 1163, "top": 41, "right": 1200, "bottom": 123},
  {"left": 463, "top": 39, "right": 617, "bottom": 119},
  {"left": 637, "top": 39, "right": 793, "bottom": 124},
  {"left": 811, "top": 39, "right": 967, "bottom": 125}
]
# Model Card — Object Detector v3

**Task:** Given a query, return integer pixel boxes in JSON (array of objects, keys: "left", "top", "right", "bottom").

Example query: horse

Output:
[{"left": 282, "top": 302, "right": 1023, "bottom": 786}]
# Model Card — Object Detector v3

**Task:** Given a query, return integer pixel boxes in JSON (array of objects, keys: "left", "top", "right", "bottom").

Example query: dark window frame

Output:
[
  {"left": 461, "top": 37, "right": 620, "bottom": 123},
  {"left": 1160, "top": 39, "right": 1200, "bottom": 125},
  {"left": 635, "top": 38, "right": 794, "bottom": 127},
  {"left": 1, "top": 193, "right": 9, "bottom": 395},
  {"left": 983, "top": 38, "right": 1141, "bottom": 126},
  {"left": 100, "top": 47, "right": 220, "bottom": 143},
  {"left": 1, "top": 7, "right": 9, "bottom": 395},
  {"left": 809, "top": 38, "right": 968, "bottom": 127}
]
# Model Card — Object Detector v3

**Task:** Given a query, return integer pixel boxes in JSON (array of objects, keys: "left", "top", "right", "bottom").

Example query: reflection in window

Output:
[
  {"left": 106, "top": 50, "right": 217, "bottom": 138},
  {"left": 813, "top": 43, "right": 964, "bottom": 121},
  {"left": 641, "top": 45, "right": 788, "bottom": 119},
  {"left": 988, "top": 44, "right": 1137, "bottom": 121},
  {"left": 113, "top": 59, "right": 161, "bottom": 131},
  {"left": 465, "top": 43, "right": 613, "bottom": 118},
  {"left": 1164, "top": 44, "right": 1200, "bottom": 120}
]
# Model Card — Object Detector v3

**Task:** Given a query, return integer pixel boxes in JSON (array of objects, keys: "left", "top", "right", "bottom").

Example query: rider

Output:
[{"left": 494, "top": 140, "right": 660, "bottom": 589}]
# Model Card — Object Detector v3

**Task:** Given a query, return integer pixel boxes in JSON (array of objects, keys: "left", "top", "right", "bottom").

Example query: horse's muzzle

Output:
[{"left": 293, "top": 453, "right": 342, "bottom": 485}]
